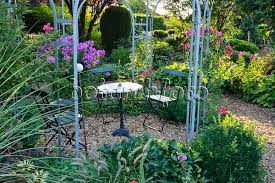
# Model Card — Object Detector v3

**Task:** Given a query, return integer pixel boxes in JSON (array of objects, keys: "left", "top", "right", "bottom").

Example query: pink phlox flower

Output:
[
  {"left": 43, "top": 23, "right": 54, "bottom": 33},
  {"left": 143, "top": 71, "right": 150, "bottom": 78},
  {"left": 77, "top": 42, "right": 89, "bottom": 51},
  {"left": 59, "top": 36, "right": 74, "bottom": 43},
  {"left": 177, "top": 154, "right": 187, "bottom": 162},
  {"left": 249, "top": 55, "right": 255, "bottom": 61},
  {"left": 238, "top": 51, "right": 243, "bottom": 58},
  {"left": 184, "top": 42, "right": 190, "bottom": 50},
  {"left": 97, "top": 49, "right": 106, "bottom": 57},
  {"left": 219, "top": 106, "right": 229, "bottom": 116},
  {"left": 92, "top": 59, "right": 100, "bottom": 65},
  {"left": 186, "top": 28, "right": 192, "bottom": 38},
  {"left": 225, "top": 43, "right": 234, "bottom": 57},
  {"left": 216, "top": 40, "right": 222, "bottom": 45},
  {"left": 47, "top": 56, "right": 56, "bottom": 63},
  {"left": 217, "top": 31, "right": 223, "bottom": 37}
]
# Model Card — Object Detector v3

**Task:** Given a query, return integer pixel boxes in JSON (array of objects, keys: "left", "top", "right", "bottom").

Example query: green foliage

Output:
[
  {"left": 152, "top": 41, "right": 175, "bottom": 68},
  {"left": 213, "top": 51, "right": 275, "bottom": 108},
  {"left": 23, "top": 3, "right": 54, "bottom": 33},
  {"left": 100, "top": 5, "right": 131, "bottom": 52},
  {"left": 192, "top": 116, "right": 265, "bottom": 183},
  {"left": 128, "top": 0, "right": 146, "bottom": 13},
  {"left": 109, "top": 47, "right": 131, "bottom": 65},
  {"left": 136, "top": 14, "right": 166, "bottom": 30},
  {"left": 100, "top": 134, "right": 206, "bottom": 182},
  {"left": 0, "top": 3, "right": 25, "bottom": 41},
  {"left": 165, "top": 34, "right": 184, "bottom": 51},
  {"left": 153, "top": 30, "right": 168, "bottom": 39},
  {"left": 229, "top": 38, "right": 259, "bottom": 53}
]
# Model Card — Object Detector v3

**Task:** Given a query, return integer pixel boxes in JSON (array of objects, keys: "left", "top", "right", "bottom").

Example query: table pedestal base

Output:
[{"left": 112, "top": 128, "right": 130, "bottom": 138}]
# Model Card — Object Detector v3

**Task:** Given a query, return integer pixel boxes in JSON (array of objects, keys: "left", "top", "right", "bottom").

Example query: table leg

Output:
[
  {"left": 119, "top": 97, "right": 124, "bottom": 129},
  {"left": 112, "top": 97, "right": 130, "bottom": 137}
]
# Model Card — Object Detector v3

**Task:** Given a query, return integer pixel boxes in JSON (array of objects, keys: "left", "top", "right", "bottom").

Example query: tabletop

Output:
[{"left": 97, "top": 82, "right": 143, "bottom": 94}]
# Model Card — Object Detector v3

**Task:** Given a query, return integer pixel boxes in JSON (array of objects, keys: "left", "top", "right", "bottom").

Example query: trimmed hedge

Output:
[
  {"left": 100, "top": 5, "right": 131, "bottom": 52},
  {"left": 136, "top": 14, "right": 166, "bottom": 30},
  {"left": 229, "top": 38, "right": 259, "bottom": 53}
]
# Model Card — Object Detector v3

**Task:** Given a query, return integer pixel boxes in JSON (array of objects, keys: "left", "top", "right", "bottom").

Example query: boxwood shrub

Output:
[
  {"left": 229, "top": 38, "right": 259, "bottom": 53},
  {"left": 192, "top": 116, "right": 265, "bottom": 183}
]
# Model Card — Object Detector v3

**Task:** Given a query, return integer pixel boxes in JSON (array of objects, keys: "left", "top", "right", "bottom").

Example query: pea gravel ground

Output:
[{"left": 58, "top": 95, "right": 274, "bottom": 182}]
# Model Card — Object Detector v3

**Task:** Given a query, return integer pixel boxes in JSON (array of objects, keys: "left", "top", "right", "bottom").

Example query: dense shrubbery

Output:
[
  {"left": 214, "top": 51, "right": 275, "bottom": 108},
  {"left": 136, "top": 14, "right": 166, "bottom": 30},
  {"left": 229, "top": 38, "right": 259, "bottom": 53},
  {"left": 100, "top": 5, "right": 131, "bottom": 52},
  {"left": 192, "top": 116, "right": 265, "bottom": 182},
  {"left": 153, "top": 30, "right": 168, "bottom": 39},
  {"left": 100, "top": 135, "right": 206, "bottom": 182},
  {"left": 109, "top": 47, "right": 131, "bottom": 65},
  {"left": 152, "top": 41, "right": 175, "bottom": 68}
]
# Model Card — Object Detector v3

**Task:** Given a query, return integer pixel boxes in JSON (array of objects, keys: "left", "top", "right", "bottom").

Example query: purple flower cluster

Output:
[{"left": 38, "top": 35, "right": 105, "bottom": 68}]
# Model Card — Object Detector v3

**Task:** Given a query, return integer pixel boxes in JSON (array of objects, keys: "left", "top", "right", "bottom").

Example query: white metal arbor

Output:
[
  {"left": 185, "top": 0, "right": 212, "bottom": 142},
  {"left": 47, "top": 0, "right": 212, "bottom": 157}
]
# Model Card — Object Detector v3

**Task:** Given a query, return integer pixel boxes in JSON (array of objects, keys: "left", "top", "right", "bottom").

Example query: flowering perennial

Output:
[
  {"left": 38, "top": 33, "right": 105, "bottom": 69},
  {"left": 218, "top": 106, "right": 229, "bottom": 116}
]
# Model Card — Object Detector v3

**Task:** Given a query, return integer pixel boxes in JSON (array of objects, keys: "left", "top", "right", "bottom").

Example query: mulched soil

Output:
[{"left": 223, "top": 95, "right": 275, "bottom": 183}]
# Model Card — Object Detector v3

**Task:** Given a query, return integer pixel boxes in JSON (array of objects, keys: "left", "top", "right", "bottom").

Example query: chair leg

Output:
[
  {"left": 143, "top": 113, "right": 151, "bottom": 127},
  {"left": 95, "top": 98, "right": 106, "bottom": 124}
]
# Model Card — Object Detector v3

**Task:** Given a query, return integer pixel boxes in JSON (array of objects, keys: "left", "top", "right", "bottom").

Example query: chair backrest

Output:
[
  {"left": 163, "top": 69, "right": 186, "bottom": 77},
  {"left": 90, "top": 65, "right": 114, "bottom": 75}
]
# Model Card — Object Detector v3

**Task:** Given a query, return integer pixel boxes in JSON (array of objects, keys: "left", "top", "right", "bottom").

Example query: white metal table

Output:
[{"left": 97, "top": 82, "right": 143, "bottom": 137}]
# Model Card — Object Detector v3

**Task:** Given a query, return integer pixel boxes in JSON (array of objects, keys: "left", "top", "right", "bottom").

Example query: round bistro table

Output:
[{"left": 97, "top": 82, "right": 143, "bottom": 137}]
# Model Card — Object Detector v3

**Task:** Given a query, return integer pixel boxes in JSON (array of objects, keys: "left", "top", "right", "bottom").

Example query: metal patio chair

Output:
[
  {"left": 29, "top": 89, "right": 87, "bottom": 152},
  {"left": 87, "top": 65, "right": 116, "bottom": 123},
  {"left": 143, "top": 69, "right": 186, "bottom": 132}
]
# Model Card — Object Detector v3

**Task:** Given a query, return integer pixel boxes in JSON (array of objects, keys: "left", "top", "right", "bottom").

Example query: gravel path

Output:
[
  {"left": 223, "top": 95, "right": 275, "bottom": 183},
  {"left": 84, "top": 114, "right": 185, "bottom": 151}
]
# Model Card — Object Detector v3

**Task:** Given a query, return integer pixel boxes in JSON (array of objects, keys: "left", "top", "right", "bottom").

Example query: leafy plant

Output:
[
  {"left": 192, "top": 116, "right": 265, "bottom": 183},
  {"left": 100, "top": 134, "right": 206, "bottom": 182},
  {"left": 110, "top": 47, "right": 131, "bottom": 65},
  {"left": 229, "top": 38, "right": 259, "bottom": 53},
  {"left": 152, "top": 41, "right": 175, "bottom": 68},
  {"left": 153, "top": 30, "right": 168, "bottom": 39}
]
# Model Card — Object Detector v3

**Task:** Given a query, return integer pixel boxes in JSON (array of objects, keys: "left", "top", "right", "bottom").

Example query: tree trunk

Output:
[
  {"left": 78, "top": 3, "right": 87, "bottom": 41},
  {"left": 86, "top": 1, "right": 108, "bottom": 40}
]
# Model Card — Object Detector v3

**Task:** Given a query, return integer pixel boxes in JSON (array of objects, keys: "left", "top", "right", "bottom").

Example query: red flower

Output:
[
  {"left": 219, "top": 107, "right": 228, "bottom": 116},
  {"left": 129, "top": 180, "right": 139, "bottom": 183}
]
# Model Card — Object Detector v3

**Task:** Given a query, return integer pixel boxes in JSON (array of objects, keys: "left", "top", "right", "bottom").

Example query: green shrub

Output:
[
  {"left": 165, "top": 34, "right": 184, "bottom": 51},
  {"left": 250, "top": 74, "right": 275, "bottom": 108},
  {"left": 109, "top": 47, "right": 131, "bottom": 65},
  {"left": 153, "top": 41, "right": 175, "bottom": 68},
  {"left": 136, "top": 14, "right": 166, "bottom": 30},
  {"left": 192, "top": 116, "right": 265, "bottom": 183},
  {"left": 229, "top": 38, "right": 259, "bottom": 53},
  {"left": 23, "top": 3, "right": 54, "bottom": 33},
  {"left": 153, "top": 30, "right": 168, "bottom": 39},
  {"left": 100, "top": 5, "right": 131, "bottom": 52},
  {"left": 100, "top": 134, "right": 206, "bottom": 182}
]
